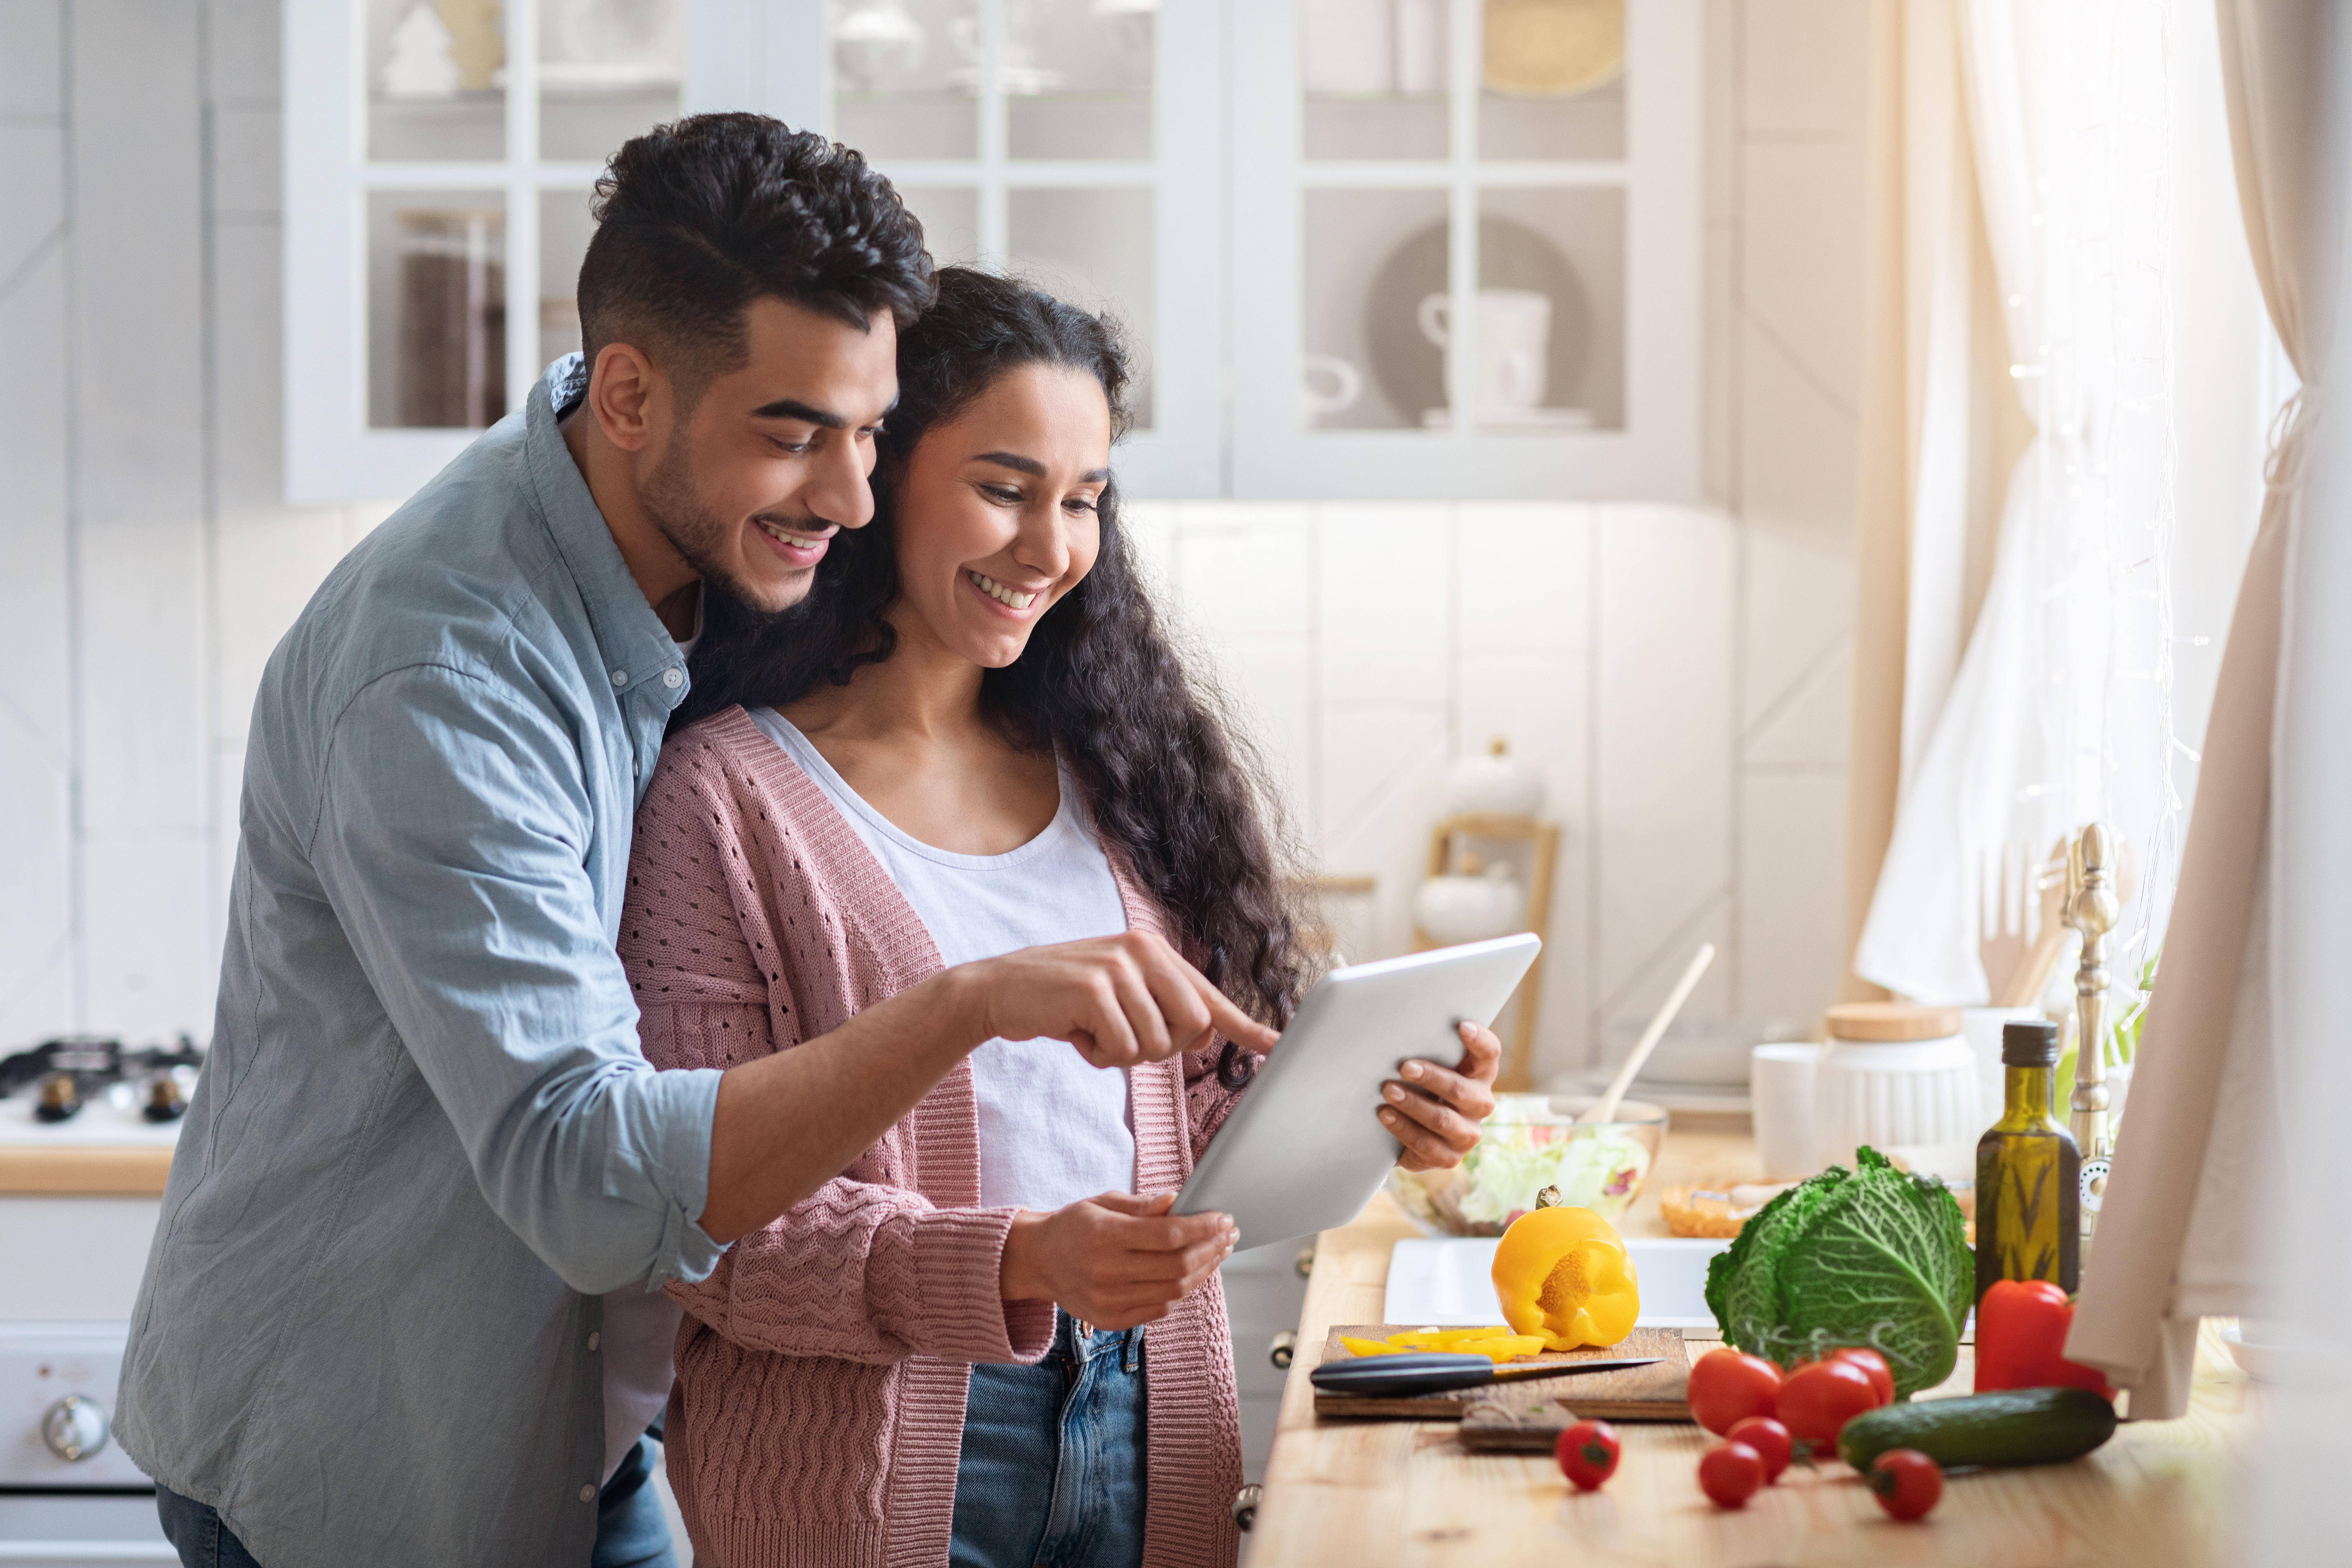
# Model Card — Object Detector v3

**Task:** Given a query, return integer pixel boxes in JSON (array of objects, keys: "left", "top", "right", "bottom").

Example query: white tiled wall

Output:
[{"left": 1, "top": 0, "right": 1868, "bottom": 1085}]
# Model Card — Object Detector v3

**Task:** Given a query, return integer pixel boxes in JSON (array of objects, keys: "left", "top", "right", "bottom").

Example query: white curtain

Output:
[
  {"left": 1854, "top": 0, "right": 2179, "bottom": 1005},
  {"left": 2068, "top": 0, "right": 2335, "bottom": 1431}
]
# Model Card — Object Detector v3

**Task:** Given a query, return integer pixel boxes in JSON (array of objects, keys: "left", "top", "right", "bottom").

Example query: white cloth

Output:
[
  {"left": 1856, "top": 0, "right": 2182, "bottom": 1003},
  {"left": 2071, "top": 0, "right": 2337, "bottom": 1430},
  {"left": 594, "top": 603, "right": 708, "bottom": 1484},
  {"left": 749, "top": 708, "right": 1137, "bottom": 1212}
]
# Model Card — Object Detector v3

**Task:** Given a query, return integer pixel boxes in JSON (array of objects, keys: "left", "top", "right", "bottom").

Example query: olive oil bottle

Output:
[{"left": 1974, "top": 1019, "right": 2080, "bottom": 1302}]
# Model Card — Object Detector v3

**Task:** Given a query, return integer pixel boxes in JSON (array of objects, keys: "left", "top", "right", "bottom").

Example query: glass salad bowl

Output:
[{"left": 1387, "top": 1093, "right": 1670, "bottom": 1237}]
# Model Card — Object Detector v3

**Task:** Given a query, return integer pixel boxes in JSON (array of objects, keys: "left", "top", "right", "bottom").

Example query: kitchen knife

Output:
[{"left": 1310, "top": 1352, "right": 1664, "bottom": 1399}]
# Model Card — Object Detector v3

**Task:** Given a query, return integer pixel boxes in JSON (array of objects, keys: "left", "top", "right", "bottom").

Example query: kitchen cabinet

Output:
[
  {"left": 286, "top": 0, "right": 1699, "bottom": 502},
  {"left": 284, "top": 0, "right": 813, "bottom": 503}
]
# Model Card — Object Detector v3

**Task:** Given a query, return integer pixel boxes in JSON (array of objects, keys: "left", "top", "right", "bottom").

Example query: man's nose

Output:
[{"left": 805, "top": 434, "right": 877, "bottom": 531}]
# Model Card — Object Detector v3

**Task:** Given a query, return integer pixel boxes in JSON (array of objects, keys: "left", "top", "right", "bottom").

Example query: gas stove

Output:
[{"left": 0, "top": 1038, "right": 204, "bottom": 1136}]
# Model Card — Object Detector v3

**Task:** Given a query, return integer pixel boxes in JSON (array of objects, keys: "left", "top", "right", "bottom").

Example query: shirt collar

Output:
[{"left": 523, "top": 355, "right": 692, "bottom": 712}]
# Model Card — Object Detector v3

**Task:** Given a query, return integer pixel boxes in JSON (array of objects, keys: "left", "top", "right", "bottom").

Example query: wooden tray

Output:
[{"left": 1314, "top": 1325, "right": 1693, "bottom": 1428}]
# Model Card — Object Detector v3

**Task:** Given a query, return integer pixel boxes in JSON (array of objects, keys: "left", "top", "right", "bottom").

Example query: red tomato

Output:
[
  {"left": 1555, "top": 1419, "right": 1620, "bottom": 1492},
  {"left": 1686, "top": 1349, "right": 1783, "bottom": 1435},
  {"left": 1698, "top": 1441, "right": 1765, "bottom": 1509},
  {"left": 1775, "top": 1358, "right": 1879, "bottom": 1446},
  {"left": 1869, "top": 1449, "right": 1944, "bottom": 1521},
  {"left": 1724, "top": 1415, "right": 1793, "bottom": 1482},
  {"left": 1827, "top": 1347, "right": 1896, "bottom": 1407}
]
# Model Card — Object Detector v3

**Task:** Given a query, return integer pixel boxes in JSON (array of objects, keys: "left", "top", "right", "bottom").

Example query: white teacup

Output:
[
  {"left": 1416, "top": 288, "right": 1552, "bottom": 417},
  {"left": 1299, "top": 352, "right": 1364, "bottom": 418}
]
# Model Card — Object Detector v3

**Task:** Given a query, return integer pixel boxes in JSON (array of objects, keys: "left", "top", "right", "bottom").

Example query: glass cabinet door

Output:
[
  {"left": 290, "top": 0, "right": 715, "bottom": 501},
  {"left": 1230, "top": 0, "right": 1698, "bottom": 499},
  {"left": 820, "top": 0, "right": 1218, "bottom": 496}
]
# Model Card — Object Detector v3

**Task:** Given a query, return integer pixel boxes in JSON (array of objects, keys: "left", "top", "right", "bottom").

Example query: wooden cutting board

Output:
[{"left": 1313, "top": 1325, "right": 1693, "bottom": 1429}]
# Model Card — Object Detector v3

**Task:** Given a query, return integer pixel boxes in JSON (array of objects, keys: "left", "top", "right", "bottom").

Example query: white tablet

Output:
[{"left": 1174, "top": 933, "right": 1540, "bottom": 1250}]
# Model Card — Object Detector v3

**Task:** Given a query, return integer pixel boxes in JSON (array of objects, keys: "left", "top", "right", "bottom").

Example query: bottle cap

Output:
[{"left": 2001, "top": 1020, "right": 2061, "bottom": 1066}]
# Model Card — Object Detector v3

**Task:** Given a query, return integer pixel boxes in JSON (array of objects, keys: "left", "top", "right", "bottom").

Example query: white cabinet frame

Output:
[
  {"left": 287, "top": 0, "right": 1694, "bottom": 503},
  {"left": 797, "top": 0, "right": 1228, "bottom": 498},
  {"left": 283, "top": 0, "right": 812, "bottom": 504},
  {"left": 1226, "top": 0, "right": 1701, "bottom": 500}
]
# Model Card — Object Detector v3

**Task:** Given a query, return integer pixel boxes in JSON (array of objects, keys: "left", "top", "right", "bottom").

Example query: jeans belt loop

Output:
[{"left": 1122, "top": 1324, "right": 1143, "bottom": 1374}]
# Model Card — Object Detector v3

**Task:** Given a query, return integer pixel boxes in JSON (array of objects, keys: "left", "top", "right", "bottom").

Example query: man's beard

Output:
[{"left": 639, "top": 434, "right": 824, "bottom": 622}]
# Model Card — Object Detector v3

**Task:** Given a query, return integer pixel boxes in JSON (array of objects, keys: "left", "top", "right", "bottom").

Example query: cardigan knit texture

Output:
[{"left": 620, "top": 707, "right": 1251, "bottom": 1568}]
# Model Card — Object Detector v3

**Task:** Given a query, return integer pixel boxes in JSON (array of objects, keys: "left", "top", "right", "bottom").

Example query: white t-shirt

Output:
[{"left": 748, "top": 707, "right": 1138, "bottom": 1211}]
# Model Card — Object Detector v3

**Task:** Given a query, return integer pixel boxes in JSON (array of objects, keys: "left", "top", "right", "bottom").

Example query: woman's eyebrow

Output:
[{"left": 970, "top": 450, "right": 1112, "bottom": 484}]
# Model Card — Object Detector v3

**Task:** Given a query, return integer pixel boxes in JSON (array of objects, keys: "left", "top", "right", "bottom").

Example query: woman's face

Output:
[{"left": 889, "top": 362, "right": 1113, "bottom": 669}]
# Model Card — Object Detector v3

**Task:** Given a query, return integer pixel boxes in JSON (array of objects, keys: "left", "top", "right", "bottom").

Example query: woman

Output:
[{"left": 621, "top": 269, "right": 1500, "bottom": 1568}]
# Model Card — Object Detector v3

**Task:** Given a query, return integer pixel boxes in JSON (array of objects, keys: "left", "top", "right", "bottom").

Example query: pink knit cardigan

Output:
[{"left": 618, "top": 707, "right": 1250, "bottom": 1568}]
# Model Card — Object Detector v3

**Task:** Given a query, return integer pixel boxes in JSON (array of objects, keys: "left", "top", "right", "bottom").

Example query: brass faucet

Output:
[{"left": 2066, "top": 823, "right": 2121, "bottom": 1244}]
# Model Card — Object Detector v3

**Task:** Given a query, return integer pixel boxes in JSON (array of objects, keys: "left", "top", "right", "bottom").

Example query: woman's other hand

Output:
[
  {"left": 963, "top": 931, "right": 1281, "bottom": 1069},
  {"left": 1382, "top": 1020, "right": 1502, "bottom": 1172},
  {"left": 999, "top": 1192, "right": 1237, "bottom": 1329}
]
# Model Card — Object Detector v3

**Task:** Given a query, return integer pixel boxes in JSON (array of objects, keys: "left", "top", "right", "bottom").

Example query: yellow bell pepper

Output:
[
  {"left": 1339, "top": 1328, "right": 1547, "bottom": 1363},
  {"left": 1490, "top": 1191, "right": 1640, "bottom": 1351}
]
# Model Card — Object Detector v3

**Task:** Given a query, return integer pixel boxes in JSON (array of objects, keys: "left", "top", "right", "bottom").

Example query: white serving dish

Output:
[{"left": 1382, "top": 1236, "right": 1731, "bottom": 1329}]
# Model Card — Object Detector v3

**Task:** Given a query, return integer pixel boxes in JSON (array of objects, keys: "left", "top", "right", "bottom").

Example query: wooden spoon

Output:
[{"left": 1580, "top": 943, "right": 1717, "bottom": 1124}]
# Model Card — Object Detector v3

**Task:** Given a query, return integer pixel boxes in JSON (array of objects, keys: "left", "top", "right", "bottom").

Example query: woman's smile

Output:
[{"left": 964, "top": 567, "right": 1045, "bottom": 614}]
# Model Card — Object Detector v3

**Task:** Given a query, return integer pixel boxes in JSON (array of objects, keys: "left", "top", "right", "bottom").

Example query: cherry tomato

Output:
[
  {"left": 1686, "top": 1348, "right": 1783, "bottom": 1435},
  {"left": 1698, "top": 1440, "right": 1765, "bottom": 1509},
  {"left": 1775, "top": 1358, "right": 1879, "bottom": 1447},
  {"left": 1555, "top": 1419, "right": 1620, "bottom": 1491},
  {"left": 1724, "top": 1415, "right": 1793, "bottom": 1482},
  {"left": 1827, "top": 1347, "right": 1896, "bottom": 1407},
  {"left": 1869, "top": 1448, "right": 1944, "bottom": 1521}
]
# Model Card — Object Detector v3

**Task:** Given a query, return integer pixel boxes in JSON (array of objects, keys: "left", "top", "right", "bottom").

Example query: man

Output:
[{"left": 119, "top": 115, "right": 1276, "bottom": 1567}]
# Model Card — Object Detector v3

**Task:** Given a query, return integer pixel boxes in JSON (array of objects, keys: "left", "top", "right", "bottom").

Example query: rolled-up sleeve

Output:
[{"left": 310, "top": 662, "right": 726, "bottom": 1295}]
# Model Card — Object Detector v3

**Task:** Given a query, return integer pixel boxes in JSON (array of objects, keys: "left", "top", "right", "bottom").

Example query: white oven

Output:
[{"left": 0, "top": 1074, "right": 180, "bottom": 1565}]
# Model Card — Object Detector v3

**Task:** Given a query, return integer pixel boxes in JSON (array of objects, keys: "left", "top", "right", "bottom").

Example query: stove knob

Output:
[
  {"left": 143, "top": 1074, "right": 188, "bottom": 1122},
  {"left": 34, "top": 1072, "right": 83, "bottom": 1124},
  {"left": 40, "top": 1395, "right": 110, "bottom": 1462}
]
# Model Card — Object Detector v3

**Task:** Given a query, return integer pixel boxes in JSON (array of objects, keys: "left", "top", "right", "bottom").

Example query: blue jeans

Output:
[
  {"left": 155, "top": 1432, "right": 674, "bottom": 1568},
  {"left": 950, "top": 1311, "right": 1148, "bottom": 1568},
  {"left": 156, "top": 1487, "right": 264, "bottom": 1568}
]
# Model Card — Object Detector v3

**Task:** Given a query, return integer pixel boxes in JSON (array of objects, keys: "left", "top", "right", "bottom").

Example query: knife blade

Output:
[{"left": 1310, "top": 1352, "right": 1665, "bottom": 1400}]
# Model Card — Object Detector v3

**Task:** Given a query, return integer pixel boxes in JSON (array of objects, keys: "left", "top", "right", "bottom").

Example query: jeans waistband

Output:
[{"left": 1059, "top": 1310, "right": 1144, "bottom": 1373}]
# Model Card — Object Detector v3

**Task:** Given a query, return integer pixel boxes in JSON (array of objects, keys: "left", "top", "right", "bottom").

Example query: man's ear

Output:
[{"left": 586, "top": 342, "right": 666, "bottom": 455}]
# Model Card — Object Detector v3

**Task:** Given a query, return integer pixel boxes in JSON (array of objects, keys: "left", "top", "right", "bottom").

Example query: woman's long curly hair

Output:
[{"left": 676, "top": 267, "right": 1312, "bottom": 1085}]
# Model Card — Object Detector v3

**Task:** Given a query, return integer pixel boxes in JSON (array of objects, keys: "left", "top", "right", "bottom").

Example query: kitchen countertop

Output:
[
  {"left": 1249, "top": 1121, "right": 2255, "bottom": 1567},
  {"left": 0, "top": 1089, "right": 179, "bottom": 1196}
]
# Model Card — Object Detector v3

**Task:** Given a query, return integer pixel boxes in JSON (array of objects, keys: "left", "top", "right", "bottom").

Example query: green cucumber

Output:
[{"left": 1836, "top": 1387, "right": 2118, "bottom": 1471}]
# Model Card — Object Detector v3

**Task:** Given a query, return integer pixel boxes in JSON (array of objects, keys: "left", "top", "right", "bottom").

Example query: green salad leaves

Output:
[{"left": 1703, "top": 1147, "right": 1973, "bottom": 1398}]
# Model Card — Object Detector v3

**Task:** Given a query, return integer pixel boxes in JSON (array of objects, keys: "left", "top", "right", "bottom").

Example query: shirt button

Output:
[
  {"left": 610, "top": 668, "right": 628, "bottom": 687},
  {"left": 580, "top": 1484, "right": 596, "bottom": 1503},
  {"left": 662, "top": 667, "right": 684, "bottom": 690},
  {"left": 587, "top": 1331, "right": 601, "bottom": 1351}
]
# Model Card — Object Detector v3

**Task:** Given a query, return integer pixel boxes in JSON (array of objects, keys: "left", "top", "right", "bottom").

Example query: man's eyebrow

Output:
[{"left": 749, "top": 398, "right": 846, "bottom": 427}]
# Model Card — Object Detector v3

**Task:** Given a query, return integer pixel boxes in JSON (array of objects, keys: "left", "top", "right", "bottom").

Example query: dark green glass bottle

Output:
[{"left": 1974, "top": 1019, "right": 2080, "bottom": 1302}]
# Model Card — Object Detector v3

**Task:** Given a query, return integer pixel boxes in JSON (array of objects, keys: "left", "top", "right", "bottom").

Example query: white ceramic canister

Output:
[{"left": 1812, "top": 1003, "right": 1980, "bottom": 1183}]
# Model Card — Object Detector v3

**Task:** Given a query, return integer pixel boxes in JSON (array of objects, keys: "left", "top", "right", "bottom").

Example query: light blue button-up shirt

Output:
[{"left": 119, "top": 358, "right": 726, "bottom": 1568}]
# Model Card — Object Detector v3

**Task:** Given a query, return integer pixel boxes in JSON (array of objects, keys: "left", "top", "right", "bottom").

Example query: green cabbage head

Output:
[{"left": 1702, "top": 1146, "right": 1973, "bottom": 1399}]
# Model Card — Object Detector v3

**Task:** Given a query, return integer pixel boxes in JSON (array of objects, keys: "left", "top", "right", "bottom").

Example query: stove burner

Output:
[{"left": 0, "top": 1035, "right": 206, "bottom": 1123}]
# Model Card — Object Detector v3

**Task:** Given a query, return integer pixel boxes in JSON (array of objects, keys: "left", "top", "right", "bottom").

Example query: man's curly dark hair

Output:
[
  {"left": 676, "top": 268, "right": 1314, "bottom": 1087},
  {"left": 577, "top": 113, "right": 934, "bottom": 402}
]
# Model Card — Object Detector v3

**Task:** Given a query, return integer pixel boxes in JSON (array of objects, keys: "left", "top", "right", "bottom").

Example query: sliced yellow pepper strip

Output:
[
  {"left": 1490, "top": 1200, "right": 1641, "bottom": 1351},
  {"left": 1340, "top": 1336, "right": 1403, "bottom": 1358}
]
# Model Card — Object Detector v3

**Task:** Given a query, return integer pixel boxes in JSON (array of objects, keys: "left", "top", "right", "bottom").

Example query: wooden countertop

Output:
[
  {"left": 0, "top": 1146, "right": 174, "bottom": 1195},
  {"left": 1250, "top": 1121, "right": 2255, "bottom": 1567}
]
